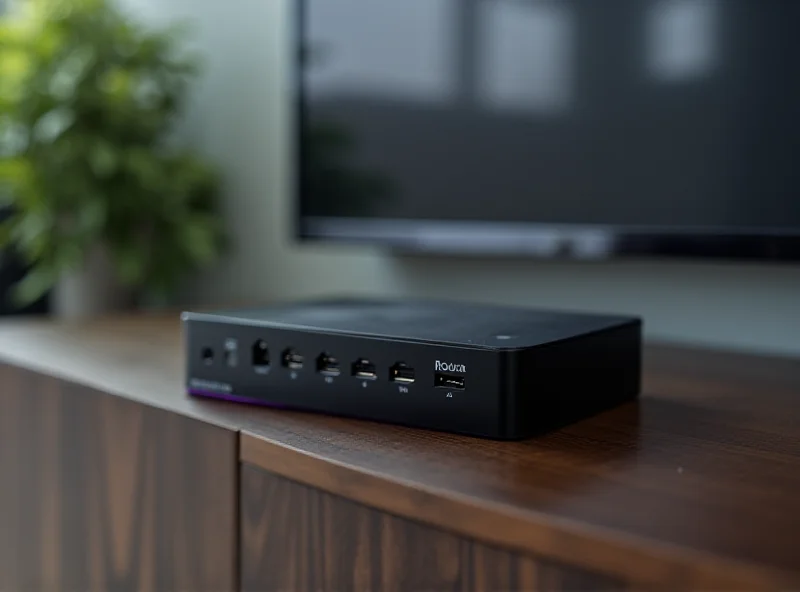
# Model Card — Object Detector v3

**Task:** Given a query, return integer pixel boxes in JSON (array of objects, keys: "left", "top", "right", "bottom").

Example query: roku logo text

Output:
[{"left": 435, "top": 361, "right": 466, "bottom": 373}]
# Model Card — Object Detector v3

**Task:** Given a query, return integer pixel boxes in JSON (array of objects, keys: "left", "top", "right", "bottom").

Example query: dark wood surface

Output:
[
  {"left": 0, "top": 315, "right": 799, "bottom": 589},
  {"left": 240, "top": 463, "right": 621, "bottom": 592},
  {"left": 0, "top": 362, "right": 238, "bottom": 592},
  {"left": 0, "top": 315, "right": 253, "bottom": 431},
  {"left": 240, "top": 346, "right": 800, "bottom": 589}
]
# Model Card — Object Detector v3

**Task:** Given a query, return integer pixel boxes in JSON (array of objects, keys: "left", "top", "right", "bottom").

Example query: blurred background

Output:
[{"left": 1, "top": 0, "right": 799, "bottom": 356}]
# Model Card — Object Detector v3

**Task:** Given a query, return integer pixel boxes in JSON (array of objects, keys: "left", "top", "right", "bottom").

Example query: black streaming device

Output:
[{"left": 183, "top": 298, "right": 642, "bottom": 439}]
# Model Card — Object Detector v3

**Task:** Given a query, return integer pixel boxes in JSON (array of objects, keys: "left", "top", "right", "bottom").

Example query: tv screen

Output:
[{"left": 298, "top": 0, "right": 800, "bottom": 260}]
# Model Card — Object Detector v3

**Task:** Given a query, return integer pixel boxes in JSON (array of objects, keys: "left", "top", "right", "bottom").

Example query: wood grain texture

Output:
[
  {"left": 240, "top": 463, "right": 621, "bottom": 592},
  {"left": 0, "top": 363, "right": 238, "bottom": 592},
  {"left": 0, "top": 314, "right": 256, "bottom": 431},
  {"left": 241, "top": 346, "right": 800, "bottom": 590}
]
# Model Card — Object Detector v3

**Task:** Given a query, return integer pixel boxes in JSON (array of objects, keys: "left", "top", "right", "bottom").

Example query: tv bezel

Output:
[{"left": 293, "top": 0, "right": 800, "bottom": 263}]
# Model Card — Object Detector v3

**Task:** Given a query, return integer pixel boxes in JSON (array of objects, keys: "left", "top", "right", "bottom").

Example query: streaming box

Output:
[{"left": 183, "top": 298, "right": 642, "bottom": 439}]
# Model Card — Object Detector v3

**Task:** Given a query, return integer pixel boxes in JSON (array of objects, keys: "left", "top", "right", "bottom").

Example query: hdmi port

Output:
[{"left": 316, "top": 352, "right": 341, "bottom": 376}]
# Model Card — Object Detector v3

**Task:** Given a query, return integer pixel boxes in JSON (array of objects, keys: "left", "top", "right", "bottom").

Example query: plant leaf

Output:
[
  {"left": 32, "top": 107, "right": 75, "bottom": 145},
  {"left": 13, "top": 208, "right": 52, "bottom": 249},
  {"left": 0, "top": 218, "right": 16, "bottom": 249},
  {"left": 0, "top": 157, "right": 33, "bottom": 188},
  {"left": 77, "top": 196, "right": 107, "bottom": 234},
  {"left": 88, "top": 140, "right": 118, "bottom": 177},
  {"left": 113, "top": 244, "right": 146, "bottom": 285},
  {"left": 13, "top": 265, "right": 55, "bottom": 305},
  {"left": 179, "top": 215, "right": 221, "bottom": 265},
  {"left": 98, "top": 65, "right": 136, "bottom": 105},
  {"left": 0, "top": 119, "right": 30, "bottom": 158}
]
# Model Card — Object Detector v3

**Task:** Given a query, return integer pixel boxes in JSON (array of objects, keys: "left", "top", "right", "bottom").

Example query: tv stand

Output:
[{"left": 0, "top": 315, "right": 798, "bottom": 590}]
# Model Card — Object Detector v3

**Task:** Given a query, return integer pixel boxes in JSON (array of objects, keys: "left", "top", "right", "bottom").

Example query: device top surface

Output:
[{"left": 185, "top": 298, "right": 638, "bottom": 349}]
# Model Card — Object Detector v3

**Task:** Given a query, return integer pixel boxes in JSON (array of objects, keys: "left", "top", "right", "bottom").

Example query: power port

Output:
[
  {"left": 316, "top": 352, "right": 341, "bottom": 377},
  {"left": 252, "top": 340, "right": 269, "bottom": 367},
  {"left": 201, "top": 347, "right": 214, "bottom": 366},
  {"left": 282, "top": 348, "right": 304, "bottom": 370},
  {"left": 351, "top": 358, "right": 377, "bottom": 380},
  {"left": 389, "top": 362, "right": 415, "bottom": 384}
]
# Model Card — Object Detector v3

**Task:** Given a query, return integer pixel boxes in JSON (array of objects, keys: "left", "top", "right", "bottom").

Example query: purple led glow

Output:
[{"left": 188, "top": 389, "right": 288, "bottom": 409}]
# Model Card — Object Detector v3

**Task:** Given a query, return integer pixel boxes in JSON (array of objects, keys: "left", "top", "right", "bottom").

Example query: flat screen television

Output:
[{"left": 297, "top": 0, "right": 800, "bottom": 261}]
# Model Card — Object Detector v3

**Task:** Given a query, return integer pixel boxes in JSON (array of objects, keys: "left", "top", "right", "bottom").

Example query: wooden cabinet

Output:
[
  {"left": 239, "top": 463, "right": 619, "bottom": 592},
  {"left": 0, "top": 365, "right": 237, "bottom": 592},
  {"left": 0, "top": 316, "right": 799, "bottom": 590}
]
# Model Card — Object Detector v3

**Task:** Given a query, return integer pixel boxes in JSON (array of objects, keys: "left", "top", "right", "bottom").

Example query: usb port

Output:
[
  {"left": 282, "top": 348, "right": 304, "bottom": 370},
  {"left": 351, "top": 358, "right": 377, "bottom": 380},
  {"left": 434, "top": 372, "right": 465, "bottom": 390},
  {"left": 390, "top": 362, "right": 415, "bottom": 384},
  {"left": 316, "top": 352, "right": 341, "bottom": 376}
]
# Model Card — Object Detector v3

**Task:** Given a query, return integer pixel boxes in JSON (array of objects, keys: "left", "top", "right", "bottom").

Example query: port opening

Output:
[
  {"left": 201, "top": 347, "right": 214, "bottom": 366},
  {"left": 282, "top": 348, "right": 304, "bottom": 370},
  {"left": 224, "top": 339, "right": 239, "bottom": 368},
  {"left": 316, "top": 352, "right": 341, "bottom": 376},
  {"left": 251, "top": 340, "right": 269, "bottom": 367},
  {"left": 389, "top": 362, "right": 415, "bottom": 384},
  {"left": 351, "top": 358, "right": 377, "bottom": 380},
  {"left": 434, "top": 372, "right": 465, "bottom": 390}
]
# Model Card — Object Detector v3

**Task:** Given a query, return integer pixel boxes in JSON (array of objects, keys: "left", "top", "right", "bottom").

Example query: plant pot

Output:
[{"left": 52, "top": 247, "right": 133, "bottom": 321}]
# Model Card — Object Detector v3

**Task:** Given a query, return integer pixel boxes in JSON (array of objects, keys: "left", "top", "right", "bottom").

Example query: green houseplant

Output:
[{"left": 0, "top": 0, "right": 225, "bottom": 314}]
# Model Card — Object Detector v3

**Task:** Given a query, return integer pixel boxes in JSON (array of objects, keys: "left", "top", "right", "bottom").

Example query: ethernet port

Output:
[{"left": 252, "top": 340, "right": 270, "bottom": 367}]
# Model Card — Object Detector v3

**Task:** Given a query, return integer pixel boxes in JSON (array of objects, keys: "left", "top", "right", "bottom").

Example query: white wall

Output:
[{"left": 123, "top": 0, "right": 800, "bottom": 356}]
